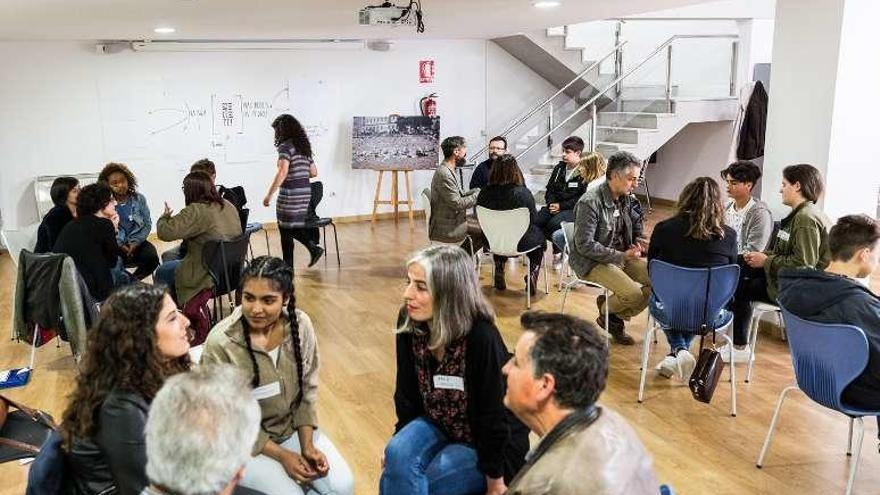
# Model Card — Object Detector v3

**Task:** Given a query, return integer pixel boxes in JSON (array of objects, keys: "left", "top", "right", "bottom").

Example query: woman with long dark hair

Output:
[
  {"left": 264, "top": 114, "right": 323, "bottom": 269},
  {"left": 62, "top": 284, "right": 192, "bottom": 495},
  {"left": 35, "top": 176, "right": 79, "bottom": 253},
  {"left": 98, "top": 162, "right": 160, "bottom": 280},
  {"left": 646, "top": 177, "right": 737, "bottom": 380},
  {"left": 381, "top": 245, "right": 529, "bottom": 495},
  {"left": 155, "top": 171, "right": 242, "bottom": 306},
  {"left": 476, "top": 154, "right": 545, "bottom": 293},
  {"left": 201, "top": 256, "right": 353, "bottom": 495}
]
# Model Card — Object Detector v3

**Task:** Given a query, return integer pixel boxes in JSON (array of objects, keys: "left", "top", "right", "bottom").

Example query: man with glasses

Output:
[
  {"left": 721, "top": 160, "right": 773, "bottom": 253},
  {"left": 469, "top": 136, "right": 507, "bottom": 190}
]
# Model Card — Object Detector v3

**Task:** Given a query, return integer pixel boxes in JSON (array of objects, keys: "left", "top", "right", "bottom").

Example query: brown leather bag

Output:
[
  {"left": 0, "top": 394, "right": 58, "bottom": 461},
  {"left": 687, "top": 269, "right": 725, "bottom": 403}
]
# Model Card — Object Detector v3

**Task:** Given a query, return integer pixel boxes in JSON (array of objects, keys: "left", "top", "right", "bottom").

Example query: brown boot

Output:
[{"left": 494, "top": 259, "right": 506, "bottom": 290}]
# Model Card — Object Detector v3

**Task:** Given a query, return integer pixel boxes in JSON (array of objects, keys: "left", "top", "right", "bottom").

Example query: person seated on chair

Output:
[
  {"left": 155, "top": 171, "right": 242, "bottom": 306},
  {"left": 35, "top": 176, "right": 80, "bottom": 253},
  {"left": 503, "top": 311, "right": 658, "bottom": 495},
  {"left": 535, "top": 136, "right": 589, "bottom": 261},
  {"left": 99, "top": 162, "right": 160, "bottom": 281},
  {"left": 263, "top": 114, "right": 323, "bottom": 269},
  {"left": 469, "top": 136, "right": 507, "bottom": 190},
  {"left": 720, "top": 160, "right": 773, "bottom": 253},
  {"left": 727, "top": 164, "right": 832, "bottom": 363},
  {"left": 476, "top": 154, "right": 545, "bottom": 293},
  {"left": 549, "top": 152, "right": 608, "bottom": 268},
  {"left": 381, "top": 246, "right": 529, "bottom": 495},
  {"left": 142, "top": 365, "right": 266, "bottom": 495},
  {"left": 647, "top": 177, "right": 737, "bottom": 380},
  {"left": 429, "top": 135, "right": 487, "bottom": 255},
  {"left": 54, "top": 182, "right": 128, "bottom": 301},
  {"left": 778, "top": 214, "right": 880, "bottom": 411},
  {"left": 201, "top": 256, "right": 354, "bottom": 495},
  {"left": 61, "top": 283, "right": 192, "bottom": 495},
  {"left": 568, "top": 151, "right": 649, "bottom": 345}
]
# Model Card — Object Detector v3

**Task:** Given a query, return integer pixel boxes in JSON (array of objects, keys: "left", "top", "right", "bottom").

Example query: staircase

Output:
[{"left": 485, "top": 25, "right": 739, "bottom": 200}]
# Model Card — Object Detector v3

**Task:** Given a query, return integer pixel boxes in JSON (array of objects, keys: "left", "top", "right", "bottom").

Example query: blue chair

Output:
[
  {"left": 756, "top": 309, "right": 880, "bottom": 495},
  {"left": 638, "top": 260, "right": 740, "bottom": 416}
]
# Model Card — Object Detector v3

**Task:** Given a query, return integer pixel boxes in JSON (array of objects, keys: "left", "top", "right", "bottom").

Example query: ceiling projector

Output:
[{"left": 359, "top": 2, "right": 420, "bottom": 28}]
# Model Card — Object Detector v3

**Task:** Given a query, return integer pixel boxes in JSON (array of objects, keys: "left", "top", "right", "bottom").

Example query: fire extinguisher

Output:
[{"left": 420, "top": 92, "right": 438, "bottom": 117}]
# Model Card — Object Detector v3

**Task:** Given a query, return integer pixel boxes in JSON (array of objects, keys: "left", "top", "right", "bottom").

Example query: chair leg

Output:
[
  {"left": 262, "top": 229, "right": 270, "bottom": 256},
  {"left": 322, "top": 226, "right": 328, "bottom": 268},
  {"left": 543, "top": 257, "right": 549, "bottom": 294},
  {"left": 331, "top": 223, "right": 340, "bottom": 267},
  {"left": 525, "top": 257, "right": 531, "bottom": 309},
  {"left": 746, "top": 311, "right": 761, "bottom": 383},
  {"left": 638, "top": 318, "right": 654, "bottom": 403},
  {"left": 604, "top": 289, "right": 610, "bottom": 344},
  {"left": 847, "top": 417, "right": 855, "bottom": 456},
  {"left": 721, "top": 333, "right": 737, "bottom": 416},
  {"left": 756, "top": 385, "right": 799, "bottom": 467},
  {"left": 560, "top": 283, "right": 574, "bottom": 314},
  {"left": 846, "top": 417, "right": 865, "bottom": 495}
]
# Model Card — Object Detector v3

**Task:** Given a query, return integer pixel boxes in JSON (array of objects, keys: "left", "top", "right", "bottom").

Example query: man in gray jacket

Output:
[
  {"left": 569, "top": 151, "right": 648, "bottom": 345},
  {"left": 721, "top": 160, "right": 773, "bottom": 253},
  {"left": 429, "top": 136, "right": 485, "bottom": 254}
]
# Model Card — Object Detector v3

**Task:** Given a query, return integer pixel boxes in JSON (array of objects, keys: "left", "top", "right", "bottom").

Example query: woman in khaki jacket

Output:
[
  {"left": 201, "top": 256, "right": 354, "bottom": 495},
  {"left": 155, "top": 171, "right": 242, "bottom": 306}
]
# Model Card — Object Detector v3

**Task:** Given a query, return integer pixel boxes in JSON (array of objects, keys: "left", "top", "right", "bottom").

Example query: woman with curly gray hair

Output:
[{"left": 381, "top": 245, "right": 529, "bottom": 495}]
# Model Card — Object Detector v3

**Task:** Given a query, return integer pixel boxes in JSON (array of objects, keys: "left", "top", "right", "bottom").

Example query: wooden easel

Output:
[{"left": 371, "top": 169, "right": 414, "bottom": 228}]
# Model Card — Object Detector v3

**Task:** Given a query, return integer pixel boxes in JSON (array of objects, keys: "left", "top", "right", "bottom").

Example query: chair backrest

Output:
[
  {"left": 202, "top": 234, "right": 251, "bottom": 297},
  {"left": 421, "top": 188, "right": 432, "bottom": 238},
  {"left": 561, "top": 221, "right": 575, "bottom": 255},
  {"left": 33, "top": 173, "right": 99, "bottom": 218},
  {"left": 648, "top": 259, "right": 739, "bottom": 333},
  {"left": 219, "top": 185, "right": 248, "bottom": 210},
  {"left": 476, "top": 206, "right": 530, "bottom": 256},
  {"left": 779, "top": 308, "right": 870, "bottom": 412},
  {"left": 1, "top": 223, "right": 41, "bottom": 267},
  {"left": 238, "top": 207, "right": 250, "bottom": 233}
]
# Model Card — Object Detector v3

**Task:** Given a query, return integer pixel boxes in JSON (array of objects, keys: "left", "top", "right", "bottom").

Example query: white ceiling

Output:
[{"left": 0, "top": 0, "right": 716, "bottom": 41}]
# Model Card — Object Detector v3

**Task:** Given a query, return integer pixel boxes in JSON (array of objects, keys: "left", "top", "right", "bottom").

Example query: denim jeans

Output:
[
  {"left": 649, "top": 295, "right": 733, "bottom": 354},
  {"left": 154, "top": 260, "right": 180, "bottom": 297},
  {"left": 551, "top": 228, "right": 566, "bottom": 253},
  {"left": 380, "top": 417, "right": 486, "bottom": 495}
]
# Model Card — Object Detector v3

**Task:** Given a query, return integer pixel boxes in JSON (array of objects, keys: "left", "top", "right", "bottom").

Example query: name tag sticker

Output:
[
  {"left": 568, "top": 181, "right": 579, "bottom": 188},
  {"left": 251, "top": 381, "right": 281, "bottom": 401},
  {"left": 777, "top": 230, "right": 790, "bottom": 242},
  {"left": 612, "top": 210, "right": 621, "bottom": 218},
  {"left": 433, "top": 375, "right": 465, "bottom": 391}
]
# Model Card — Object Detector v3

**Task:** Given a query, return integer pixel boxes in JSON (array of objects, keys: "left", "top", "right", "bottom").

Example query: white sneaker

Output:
[
  {"left": 553, "top": 253, "right": 563, "bottom": 271},
  {"left": 717, "top": 343, "right": 754, "bottom": 363},
  {"left": 655, "top": 355, "right": 677, "bottom": 379},
  {"left": 675, "top": 349, "right": 696, "bottom": 381}
]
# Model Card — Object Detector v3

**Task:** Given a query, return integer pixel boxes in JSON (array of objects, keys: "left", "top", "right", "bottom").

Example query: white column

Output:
[{"left": 762, "top": 0, "right": 880, "bottom": 221}]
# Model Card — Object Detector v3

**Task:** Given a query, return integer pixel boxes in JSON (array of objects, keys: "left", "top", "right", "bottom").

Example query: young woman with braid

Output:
[{"left": 201, "top": 256, "right": 353, "bottom": 495}]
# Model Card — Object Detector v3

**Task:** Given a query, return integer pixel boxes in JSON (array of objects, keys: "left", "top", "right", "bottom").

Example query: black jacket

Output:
[
  {"left": 53, "top": 216, "right": 121, "bottom": 301},
  {"left": 647, "top": 214, "right": 738, "bottom": 268},
  {"left": 737, "top": 81, "right": 768, "bottom": 160},
  {"left": 477, "top": 184, "right": 543, "bottom": 251},
  {"left": 66, "top": 391, "right": 150, "bottom": 495},
  {"left": 777, "top": 267, "right": 880, "bottom": 410},
  {"left": 469, "top": 158, "right": 494, "bottom": 190},
  {"left": 394, "top": 314, "right": 529, "bottom": 481},
  {"left": 35, "top": 206, "right": 74, "bottom": 254},
  {"left": 544, "top": 162, "right": 588, "bottom": 212}
]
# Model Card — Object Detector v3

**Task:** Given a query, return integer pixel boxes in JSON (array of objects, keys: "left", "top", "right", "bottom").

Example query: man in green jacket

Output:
[{"left": 722, "top": 164, "right": 831, "bottom": 363}]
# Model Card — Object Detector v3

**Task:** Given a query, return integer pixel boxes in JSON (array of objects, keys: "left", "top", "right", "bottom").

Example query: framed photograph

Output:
[{"left": 351, "top": 115, "right": 440, "bottom": 170}]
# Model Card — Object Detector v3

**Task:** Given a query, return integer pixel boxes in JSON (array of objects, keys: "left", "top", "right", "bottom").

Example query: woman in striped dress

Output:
[{"left": 263, "top": 114, "right": 324, "bottom": 268}]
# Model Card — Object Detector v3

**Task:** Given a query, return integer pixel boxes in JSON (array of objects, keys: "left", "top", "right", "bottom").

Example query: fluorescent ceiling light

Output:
[
  {"left": 131, "top": 39, "right": 364, "bottom": 52},
  {"left": 532, "top": 1, "right": 561, "bottom": 8},
  {"left": 154, "top": 27, "right": 176, "bottom": 34}
]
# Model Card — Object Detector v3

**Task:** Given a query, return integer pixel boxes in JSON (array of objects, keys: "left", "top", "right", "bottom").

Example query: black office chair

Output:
[
  {"left": 304, "top": 181, "right": 340, "bottom": 267},
  {"left": 202, "top": 233, "right": 250, "bottom": 323},
  {"left": 219, "top": 184, "right": 269, "bottom": 258}
]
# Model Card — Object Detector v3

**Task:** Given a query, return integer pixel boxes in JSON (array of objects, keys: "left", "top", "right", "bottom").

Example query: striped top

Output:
[{"left": 275, "top": 140, "right": 313, "bottom": 228}]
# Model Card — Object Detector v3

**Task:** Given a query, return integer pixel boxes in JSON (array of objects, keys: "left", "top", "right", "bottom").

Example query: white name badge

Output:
[
  {"left": 251, "top": 381, "right": 281, "bottom": 401},
  {"left": 777, "top": 230, "right": 791, "bottom": 242},
  {"left": 568, "top": 181, "right": 579, "bottom": 188},
  {"left": 612, "top": 209, "right": 621, "bottom": 218},
  {"left": 433, "top": 375, "right": 465, "bottom": 392}
]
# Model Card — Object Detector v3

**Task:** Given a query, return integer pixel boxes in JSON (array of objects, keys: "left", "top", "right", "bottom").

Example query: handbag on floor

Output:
[
  {"left": 688, "top": 268, "right": 724, "bottom": 403},
  {"left": 0, "top": 394, "right": 58, "bottom": 463}
]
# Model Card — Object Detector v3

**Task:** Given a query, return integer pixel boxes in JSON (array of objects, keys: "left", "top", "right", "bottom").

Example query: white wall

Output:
[
  {"left": 0, "top": 40, "right": 556, "bottom": 231},
  {"left": 823, "top": 0, "right": 880, "bottom": 221},
  {"left": 629, "top": 0, "right": 776, "bottom": 19},
  {"left": 761, "top": 0, "right": 845, "bottom": 218},
  {"left": 644, "top": 121, "right": 735, "bottom": 201}
]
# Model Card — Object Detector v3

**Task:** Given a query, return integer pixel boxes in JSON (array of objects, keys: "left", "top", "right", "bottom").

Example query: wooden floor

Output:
[{"left": 2, "top": 210, "right": 879, "bottom": 495}]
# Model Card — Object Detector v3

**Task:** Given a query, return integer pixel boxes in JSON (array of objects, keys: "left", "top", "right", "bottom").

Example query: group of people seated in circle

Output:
[{"left": 24, "top": 113, "right": 880, "bottom": 495}]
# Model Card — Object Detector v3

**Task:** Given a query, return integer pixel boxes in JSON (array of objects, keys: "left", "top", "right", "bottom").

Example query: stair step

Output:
[
  {"left": 597, "top": 127, "right": 643, "bottom": 145},
  {"left": 598, "top": 112, "right": 669, "bottom": 129},
  {"left": 619, "top": 99, "right": 675, "bottom": 113}
]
